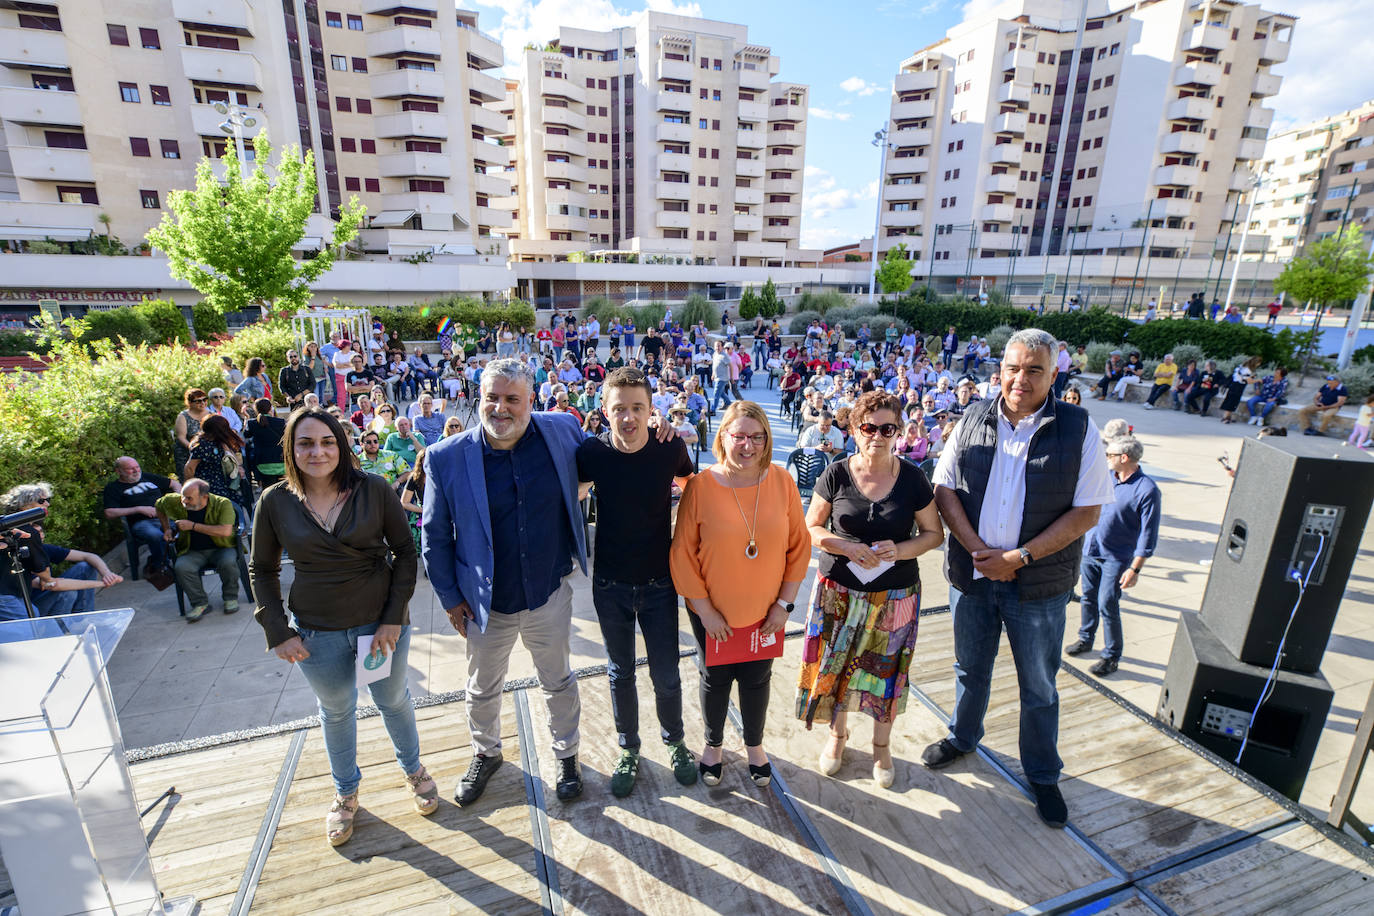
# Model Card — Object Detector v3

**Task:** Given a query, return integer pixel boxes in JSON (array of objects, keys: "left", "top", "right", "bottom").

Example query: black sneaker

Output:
[
  {"left": 920, "top": 738, "right": 968, "bottom": 770},
  {"left": 1090, "top": 657, "right": 1119, "bottom": 676},
  {"left": 456, "top": 753, "right": 502, "bottom": 807},
  {"left": 555, "top": 754, "right": 583, "bottom": 801},
  {"left": 1064, "top": 639, "right": 1093, "bottom": 656},
  {"left": 1030, "top": 781, "right": 1068, "bottom": 828}
]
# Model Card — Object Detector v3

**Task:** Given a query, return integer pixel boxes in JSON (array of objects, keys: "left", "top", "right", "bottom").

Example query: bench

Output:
[{"left": 0, "top": 355, "right": 49, "bottom": 374}]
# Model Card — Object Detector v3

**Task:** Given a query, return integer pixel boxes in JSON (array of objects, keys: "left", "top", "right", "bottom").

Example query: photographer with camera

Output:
[{"left": 1, "top": 483, "right": 122, "bottom": 619}]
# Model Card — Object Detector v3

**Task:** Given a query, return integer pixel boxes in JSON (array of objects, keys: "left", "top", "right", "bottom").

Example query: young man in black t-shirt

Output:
[{"left": 576, "top": 367, "right": 696, "bottom": 798}]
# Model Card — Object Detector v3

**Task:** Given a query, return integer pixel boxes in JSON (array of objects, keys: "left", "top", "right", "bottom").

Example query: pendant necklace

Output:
[
  {"left": 305, "top": 488, "right": 348, "bottom": 533},
  {"left": 729, "top": 469, "right": 765, "bottom": 559}
]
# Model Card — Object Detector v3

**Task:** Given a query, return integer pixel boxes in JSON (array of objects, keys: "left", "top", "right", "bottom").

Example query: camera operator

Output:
[{"left": 0, "top": 483, "right": 122, "bottom": 619}]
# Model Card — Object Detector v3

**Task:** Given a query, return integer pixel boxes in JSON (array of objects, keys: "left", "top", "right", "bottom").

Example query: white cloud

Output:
[
  {"left": 809, "top": 107, "right": 852, "bottom": 121},
  {"left": 482, "top": 0, "right": 704, "bottom": 76},
  {"left": 840, "top": 77, "right": 882, "bottom": 97},
  {"left": 1268, "top": 2, "right": 1374, "bottom": 131},
  {"left": 802, "top": 166, "right": 875, "bottom": 220},
  {"left": 801, "top": 224, "right": 862, "bottom": 250}
]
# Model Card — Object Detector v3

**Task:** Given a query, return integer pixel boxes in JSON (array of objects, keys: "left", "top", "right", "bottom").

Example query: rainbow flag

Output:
[{"left": 437, "top": 317, "right": 453, "bottom": 336}]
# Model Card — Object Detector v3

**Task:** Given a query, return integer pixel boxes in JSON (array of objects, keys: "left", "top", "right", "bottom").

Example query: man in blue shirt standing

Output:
[{"left": 1066, "top": 435, "right": 1161, "bottom": 676}]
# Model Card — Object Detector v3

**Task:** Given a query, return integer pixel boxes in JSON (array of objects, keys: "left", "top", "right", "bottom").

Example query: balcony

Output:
[
  {"left": 769, "top": 128, "right": 803, "bottom": 147},
  {"left": 470, "top": 138, "right": 511, "bottom": 166},
  {"left": 544, "top": 160, "right": 588, "bottom": 183},
  {"left": 172, "top": 0, "right": 251, "bottom": 33},
  {"left": 374, "top": 110, "right": 448, "bottom": 139},
  {"left": 735, "top": 186, "right": 764, "bottom": 205},
  {"left": 657, "top": 58, "right": 694, "bottom": 82},
  {"left": 887, "top": 155, "right": 930, "bottom": 173},
  {"left": 540, "top": 76, "right": 585, "bottom": 104},
  {"left": 986, "top": 173, "right": 1019, "bottom": 194},
  {"left": 380, "top": 191, "right": 457, "bottom": 215},
  {"left": 736, "top": 157, "right": 764, "bottom": 177},
  {"left": 1184, "top": 23, "right": 1228, "bottom": 52},
  {"left": 377, "top": 151, "right": 451, "bottom": 179},
  {"left": 1229, "top": 169, "right": 1259, "bottom": 191},
  {"left": 657, "top": 152, "right": 692, "bottom": 174},
  {"left": 0, "top": 28, "right": 69, "bottom": 69},
  {"left": 737, "top": 129, "right": 766, "bottom": 149},
  {"left": 189, "top": 101, "right": 271, "bottom": 140},
  {"left": 884, "top": 209, "right": 922, "bottom": 228},
  {"left": 1252, "top": 72, "right": 1281, "bottom": 98},
  {"left": 471, "top": 104, "right": 508, "bottom": 135},
  {"left": 1155, "top": 164, "right": 1201, "bottom": 186},
  {"left": 1174, "top": 61, "right": 1222, "bottom": 87},
  {"left": 8, "top": 145, "right": 95, "bottom": 183},
  {"left": 1156, "top": 197, "right": 1194, "bottom": 218},
  {"left": 762, "top": 222, "right": 799, "bottom": 242},
  {"left": 1244, "top": 106, "right": 1274, "bottom": 132},
  {"left": 738, "top": 100, "right": 767, "bottom": 122},
  {"left": 991, "top": 143, "right": 1022, "bottom": 165},
  {"left": 655, "top": 91, "right": 692, "bottom": 113},
  {"left": 467, "top": 68, "right": 506, "bottom": 103},
  {"left": 372, "top": 68, "right": 445, "bottom": 99},
  {"left": 894, "top": 70, "right": 939, "bottom": 93},
  {"left": 655, "top": 210, "right": 691, "bottom": 229},
  {"left": 994, "top": 111, "right": 1028, "bottom": 135},
  {"left": 981, "top": 203, "right": 1015, "bottom": 223},
  {"left": 738, "top": 67, "right": 770, "bottom": 91},
  {"left": 180, "top": 45, "right": 262, "bottom": 89},
  {"left": 1002, "top": 48, "right": 1036, "bottom": 71},
  {"left": 366, "top": 25, "right": 442, "bottom": 59},
  {"left": 475, "top": 205, "right": 511, "bottom": 229},
  {"left": 465, "top": 30, "right": 504, "bottom": 70},
  {"left": 1259, "top": 36, "right": 1290, "bottom": 64},
  {"left": 1235, "top": 137, "right": 1265, "bottom": 161},
  {"left": 541, "top": 132, "right": 576, "bottom": 154},
  {"left": 978, "top": 232, "right": 1020, "bottom": 251},
  {"left": 0, "top": 199, "right": 101, "bottom": 240},
  {"left": 0, "top": 87, "right": 82, "bottom": 126},
  {"left": 762, "top": 202, "right": 797, "bottom": 219},
  {"left": 1161, "top": 131, "right": 1205, "bottom": 154},
  {"left": 655, "top": 180, "right": 691, "bottom": 201},
  {"left": 890, "top": 127, "right": 931, "bottom": 147},
  {"left": 734, "top": 213, "right": 762, "bottom": 232},
  {"left": 765, "top": 152, "right": 797, "bottom": 170},
  {"left": 997, "top": 81, "right": 1030, "bottom": 106},
  {"left": 541, "top": 104, "right": 584, "bottom": 132},
  {"left": 734, "top": 241, "right": 786, "bottom": 259},
  {"left": 545, "top": 188, "right": 589, "bottom": 211},
  {"left": 891, "top": 99, "right": 935, "bottom": 120},
  {"left": 656, "top": 122, "right": 692, "bottom": 143},
  {"left": 882, "top": 182, "right": 926, "bottom": 201},
  {"left": 545, "top": 211, "right": 588, "bottom": 232},
  {"left": 768, "top": 177, "right": 801, "bottom": 194},
  {"left": 473, "top": 171, "right": 510, "bottom": 198},
  {"left": 1166, "top": 96, "right": 1211, "bottom": 122},
  {"left": 364, "top": 0, "right": 438, "bottom": 12}
]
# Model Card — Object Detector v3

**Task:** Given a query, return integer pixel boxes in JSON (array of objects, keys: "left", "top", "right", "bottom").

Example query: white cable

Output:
[{"left": 1235, "top": 532, "right": 1325, "bottom": 765}]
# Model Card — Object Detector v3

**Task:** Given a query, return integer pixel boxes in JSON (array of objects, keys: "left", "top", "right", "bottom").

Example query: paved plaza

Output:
[{"left": 87, "top": 374, "right": 1374, "bottom": 820}]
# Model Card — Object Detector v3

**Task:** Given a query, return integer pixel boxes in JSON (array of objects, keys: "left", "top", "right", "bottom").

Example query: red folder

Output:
[{"left": 706, "top": 620, "right": 785, "bottom": 666}]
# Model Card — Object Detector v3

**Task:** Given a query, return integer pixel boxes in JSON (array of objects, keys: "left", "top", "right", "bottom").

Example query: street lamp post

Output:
[
  {"left": 867, "top": 127, "right": 889, "bottom": 304},
  {"left": 1107, "top": 214, "right": 1123, "bottom": 308},
  {"left": 1124, "top": 198, "right": 1157, "bottom": 316},
  {"left": 1212, "top": 193, "right": 1242, "bottom": 302},
  {"left": 1223, "top": 170, "right": 1268, "bottom": 313},
  {"left": 1338, "top": 226, "right": 1374, "bottom": 369},
  {"left": 213, "top": 100, "right": 258, "bottom": 165}
]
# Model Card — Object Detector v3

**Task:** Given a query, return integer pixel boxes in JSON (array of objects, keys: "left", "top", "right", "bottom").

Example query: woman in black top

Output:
[
  {"left": 797, "top": 391, "right": 944, "bottom": 788},
  {"left": 184, "top": 414, "right": 249, "bottom": 527},
  {"left": 244, "top": 397, "right": 287, "bottom": 490},
  {"left": 1170, "top": 359, "right": 1200, "bottom": 411}
]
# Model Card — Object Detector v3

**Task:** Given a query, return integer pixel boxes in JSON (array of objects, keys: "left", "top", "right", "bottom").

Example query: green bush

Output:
[
  {"left": 788, "top": 310, "right": 821, "bottom": 336},
  {"left": 1336, "top": 361, "right": 1374, "bottom": 400},
  {"left": 1123, "top": 319, "right": 1286, "bottom": 367},
  {"left": 1169, "top": 343, "right": 1206, "bottom": 369},
  {"left": 371, "top": 297, "right": 537, "bottom": 339},
  {"left": 1085, "top": 341, "right": 1114, "bottom": 373},
  {"left": 984, "top": 324, "right": 1015, "bottom": 357},
  {"left": 1036, "top": 309, "right": 1135, "bottom": 348},
  {"left": 1351, "top": 343, "right": 1374, "bottom": 365},
  {"left": 0, "top": 331, "right": 50, "bottom": 357},
  {"left": 797, "top": 290, "right": 845, "bottom": 317},
  {"left": 738, "top": 287, "right": 759, "bottom": 321},
  {"left": 75, "top": 308, "right": 157, "bottom": 350},
  {"left": 679, "top": 293, "right": 718, "bottom": 330},
  {"left": 632, "top": 302, "right": 666, "bottom": 330},
  {"left": 0, "top": 336, "right": 222, "bottom": 553},
  {"left": 581, "top": 296, "right": 615, "bottom": 323},
  {"left": 133, "top": 298, "right": 191, "bottom": 347},
  {"left": 215, "top": 318, "right": 298, "bottom": 404},
  {"left": 192, "top": 302, "right": 228, "bottom": 341},
  {"left": 893, "top": 295, "right": 1134, "bottom": 349}
]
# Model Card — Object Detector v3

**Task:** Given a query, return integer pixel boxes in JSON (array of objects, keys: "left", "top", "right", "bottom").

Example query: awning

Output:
[
  {"left": 370, "top": 209, "right": 416, "bottom": 228},
  {"left": 0, "top": 226, "right": 94, "bottom": 242},
  {"left": 292, "top": 236, "right": 323, "bottom": 251}
]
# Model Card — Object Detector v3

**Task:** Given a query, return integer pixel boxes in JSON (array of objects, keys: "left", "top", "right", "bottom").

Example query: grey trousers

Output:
[{"left": 465, "top": 577, "right": 581, "bottom": 760}]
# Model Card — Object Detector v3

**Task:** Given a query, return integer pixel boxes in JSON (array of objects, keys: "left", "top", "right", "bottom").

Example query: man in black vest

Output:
[{"left": 924, "top": 328, "right": 1114, "bottom": 828}]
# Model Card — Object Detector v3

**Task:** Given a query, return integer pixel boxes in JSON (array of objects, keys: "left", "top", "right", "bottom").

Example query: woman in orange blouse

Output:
[{"left": 671, "top": 400, "right": 809, "bottom": 787}]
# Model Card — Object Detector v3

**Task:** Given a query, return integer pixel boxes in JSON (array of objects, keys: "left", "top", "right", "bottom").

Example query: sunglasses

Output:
[
  {"left": 859, "top": 422, "right": 900, "bottom": 438},
  {"left": 191, "top": 397, "right": 208, "bottom": 403}
]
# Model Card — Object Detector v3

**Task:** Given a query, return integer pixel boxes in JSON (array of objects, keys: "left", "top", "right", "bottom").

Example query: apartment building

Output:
[
  {"left": 1249, "top": 101, "right": 1374, "bottom": 260},
  {"left": 876, "top": 0, "right": 1294, "bottom": 273},
  {"left": 502, "top": 11, "right": 812, "bottom": 269},
  {"left": 0, "top": 1, "right": 510, "bottom": 257}
]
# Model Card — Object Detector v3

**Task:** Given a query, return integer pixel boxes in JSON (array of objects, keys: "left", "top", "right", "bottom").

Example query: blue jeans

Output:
[
  {"left": 752, "top": 340, "right": 767, "bottom": 369},
  {"left": 33, "top": 561, "right": 98, "bottom": 616},
  {"left": 314, "top": 377, "right": 331, "bottom": 405},
  {"left": 711, "top": 379, "right": 733, "bottom": 412},
  {"left": 129, "top": 517, "right": 169, "bottom": 571},
  {"left": 591, "top": 576, "right": 684, "bottom": 749},
  {"left": 1246, "top": 395, "right": 1278, "bottom": 420},
  {"left": 0, "top": 594, "right": 30, "bottom": 620},
  {"left": 1077, "top": 554, "right": 1125, "bottom": 661},
  {"left": 296, "top": 622, "right": 421, "bottom": 796},
  {"left": 948, "top": 579, "right": 1070, "bottom": 785}
]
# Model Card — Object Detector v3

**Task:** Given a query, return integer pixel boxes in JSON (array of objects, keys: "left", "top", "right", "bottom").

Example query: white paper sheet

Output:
[
  {"left": 847, "top": 557, "right": 895, "bottom": 584},
  {"left": 356, "top": 634, "right": 393, "bottom": 688}
]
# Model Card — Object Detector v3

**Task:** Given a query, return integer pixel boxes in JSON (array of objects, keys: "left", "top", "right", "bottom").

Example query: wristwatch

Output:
[
  {"left": 1017, "top": 547, "right": 1033, "bottom": 567},
  {"left": 775, "top": 600, "right": 795, "bottom": 615}
]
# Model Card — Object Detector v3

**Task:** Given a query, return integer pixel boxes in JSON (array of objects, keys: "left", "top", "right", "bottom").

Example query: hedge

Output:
[
  {"left": 891, "top": 296, "right": 1135, "bottom": 350},
  {"left": 1122, "top": 319, "right": 1289, "bottom": 367},
  {"left": 192, "top": 302, "right": 228, "bottom": 341},
  {"left": 370, "top": 297, "right": 535, "bottom": 339},
  {"left": 213, "top": 318, "right": 299, "bottom": 404},
  {"left": 134, "top": 298, "right": 191, "bottom": 347}
]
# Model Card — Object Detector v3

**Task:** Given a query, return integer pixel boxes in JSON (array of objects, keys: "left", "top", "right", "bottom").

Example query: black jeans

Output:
[
  {"left": 1145, "top": 383, "right": 1171, "bottom": 406},
  {"left": 689, "top": 613, "right": 772, "bottom": 747},
  {"left": 592, "top": 577, "right": 685, "bottom": 749},
  {"left": 1186, "top": 387, "right": 1217, "bottom": 413}
]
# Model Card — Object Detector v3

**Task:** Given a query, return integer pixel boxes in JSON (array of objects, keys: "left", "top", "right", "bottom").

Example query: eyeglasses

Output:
[
  {"left": 191, "top": 397, "right": 208, "bottom": 403},
  {"left": 728, "top": 433, "right": 767, "bottom": 446},
  {"left": 858, "top": 422, "right": 900, "bottom": 438},
  {"left": 211, "top": 394, "right": 226, "bottom": 399}
]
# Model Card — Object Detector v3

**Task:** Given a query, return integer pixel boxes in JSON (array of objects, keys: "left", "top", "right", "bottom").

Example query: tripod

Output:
[{"left": 1, "top": 528, "right": 39, "bottom": 620}]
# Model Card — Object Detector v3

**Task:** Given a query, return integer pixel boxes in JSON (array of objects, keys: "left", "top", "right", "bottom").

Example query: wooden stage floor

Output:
[{"left": 6, "top": 610, "right": 1372, "bottom": 915}]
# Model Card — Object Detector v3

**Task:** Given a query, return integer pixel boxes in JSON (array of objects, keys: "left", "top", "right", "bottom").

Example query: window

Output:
[
  {"left": 712, "top": 119, "right": 720, "bottom": 130},
  {"left": 44, "top": 130, "right": 86, "bottom": 149},
  {"left": 194, "top": 33, "right": 239, "bottom": 50},
  {"left": 356, "top": 98, "right": 371, "bottom": 113},
  {"left": 401, "top": 99, "right": 438, "bottom": 112},
  {"left": 364, "top": 178, "right": 380, "bottom": 193},
  {"left": 107, "top": 24, "right": 129, "bottom": 46},
  {"left": 699, "top": 119, "right": 707, "bottom": 129},
  {"left": 700, "top": 57, "right": 708, "bottom": 69},
  {"left": 406, "top": 140, "right": 441, "bottom": 153},
  {"left": 339, "top": 137, "right": 356, "bottom": 152},
  {"left": 129, "top": 137, "right": 151, "bottom": 157},
  {"left": 326, "top": 11, "right": 342, "bottom": 28},
  {"left": 119, "top": 82, "right": 140, "bottom": 103},
  {"left": 347, "top": 14, "right": 363, "bottom": 30},
  {"left": 409, "top": 179, "right": 445, "bottom": 192},
  {"left": 32, "top": 73, "right": 75, "bottom": 91},
  {"left": 713, "top": 59, "right": 722, "bottom": 70},
  {"left": 360, "top": 139, "right": 376, "bottom": 153},
  {"left": 352, "top": 57, "right": 367, "bottom": 72},
  {"left": 331, "top": 55, "right": 347, "bottom": 71},
  {"left": 151, "top": 84, "right": 170, "bottom": 106},
  {"left": 140, "top": 27, "right": 160, "bottom": 49},
  {"left": 160, "top": 139, "right": 180, "bottom": 159},
  {"left": 344, "top": 177, "right": 361, "bottom": 191},
  {"left": 18, "top": 14, "right": 62, "bottom": 30},
  {"left": 56, "top": 185, "right": 98, "bottom": 204},
  {"left": 336, "top": 96, "right": 351, "bottom": 112},
  {"left": 140, "top": 189, "right": 160, "bottom": 209}
]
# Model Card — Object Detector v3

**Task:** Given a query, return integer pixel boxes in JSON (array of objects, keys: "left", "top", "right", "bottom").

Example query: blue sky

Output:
[{"left": 468, "top": 0, "right": 1372, "bottom": 252}]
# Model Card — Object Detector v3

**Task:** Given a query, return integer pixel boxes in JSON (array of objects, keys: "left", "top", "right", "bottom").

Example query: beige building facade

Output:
[
  {"left": 876, "top": 0, "right": 1294, "bottom": 275},
  {"left": 0, "top": 1, "right": 510, "bottom": 257},
  {"left": 502, "top": 12, "right": 814, "bottom": 269}
]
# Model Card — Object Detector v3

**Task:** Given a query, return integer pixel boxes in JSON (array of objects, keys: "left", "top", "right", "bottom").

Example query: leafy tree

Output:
[
  {"left": 146, "top": 133, "right": 365, "bottom": 318},
  {"left": 758, "top": 277, "right": 781, "bottom": 318},
  {"left": 679, "top": 293, "right": 718, "bottom": 330},
  {"left": 738, "top": 286, "right": 759, "bottom": 320},
  {"left": 1274, "top": 229, "right": 1374, "bottom": 309},
  {"left": 875, "top": 243, "right": 915, "bottom": 295}
]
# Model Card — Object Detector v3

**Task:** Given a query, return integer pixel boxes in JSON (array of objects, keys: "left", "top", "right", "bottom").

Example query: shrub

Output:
[
  {"left": 758, "top": 278, "right": 782, "bottom": 318},
  {"left": 678, "top": 293, "right": 717, "bottom": 330},
  {"left": 581, "top": 296, "right": 615, "bottom": 323},
  {"left": 1351, "top": 343, "right": 1374, "bottom": 365},
  {"left": 1215, "top": 353, "right": 1256, "bottom": 376},
  {"left": 738, "top": 287, "right": 760, "bottom": 321},
  {"left": 1085, "top": 341, "right": 1114, "bottom": 373},
  {"left": 1123, "top": 319, "right": 1285, "bottom": 367},
  {"left": 133, "top": 298, "right": 191, "bottom": 347},
  {"left": 0, "top": 331, "right": 50, "bottom": 357},
  {"left": 985, "top": 288, "right": 1013, "bottom": 309},
  {"left": 192, "top": 302, "right": 228, "bottom": 341},
  {"left": 1169, "top": 343, "right": 1206, "bottom": 369},
  {"left": 370, "top": 297, "right": 536, "bottom": 339},
  {"left": 788, "top": 310, "right": 821, "bottom": 336},
  {"left": 797, "top": 290, "right": 846, "bottom": 317},
  {"left": 1337, "top": 361, "right": 1374, "bottom": 400},
  {"left": 893, "top": 295, "right": 1134, "bottom": 349},
  {"left": 632, "top": 302, "right": 666, "bottom": 330},
  {"left": 984, "top": 324, "right": 1015, "bottom": 357},
  {"left": 214, "top": 318, "right": 298, "bottom": 404},
  {"left": 75, "top": 308, "right": 157, "bottom": 350}
]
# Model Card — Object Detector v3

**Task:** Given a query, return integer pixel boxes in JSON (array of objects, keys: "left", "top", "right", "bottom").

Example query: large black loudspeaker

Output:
[{"left": 1197, "top": 436, "right": 1374, "bottom": 673}]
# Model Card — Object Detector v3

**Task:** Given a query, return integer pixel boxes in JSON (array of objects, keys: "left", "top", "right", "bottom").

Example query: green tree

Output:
[
  {"left": 1274, "top": 229, "right": 1374, "bottom": 370},
  {"left": 758, "top": 277, "right": 781, "bottom": 318},
  {"left": 146, "top": 133, "right": 365, "bottom": 318},
  {"left": 875, "top": 243, "right": 915, "bottom": 295},
  {"left": 738, "top": 287, "right": 760, "bottom": 320}
]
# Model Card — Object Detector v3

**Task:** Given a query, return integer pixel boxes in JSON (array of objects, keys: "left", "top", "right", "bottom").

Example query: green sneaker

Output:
[
  {"left": 223, "top": 600, "right": 239, "bottom": 614},
  {"left": 667, "top": 741, "right": 698, "bottom": 787},
  {"left": 610, "top": 748, "right": 640, "bottom": 798},
  {"left": 185, "top": 604, "right": 209, "bottom": 623}
]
